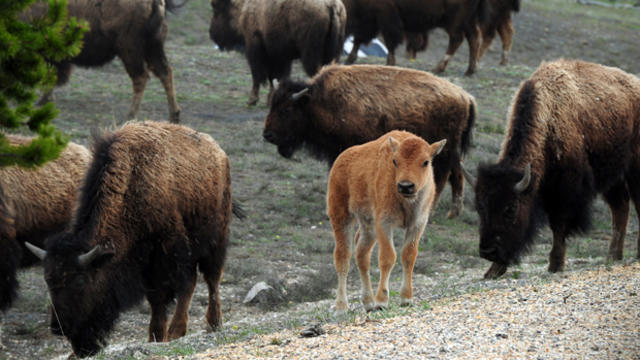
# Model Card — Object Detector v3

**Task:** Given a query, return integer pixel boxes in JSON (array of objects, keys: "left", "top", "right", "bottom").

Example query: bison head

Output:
[
  {"left": 26, "top": 235, "right": 115, "bottom": 357},
  {"left": 389, "top": 135, "right": 446, "bottom": 199},
  {"left": 209, "top": 0, "right": 244, "bottom": 51},
  {"left": 466, "top": 163, "right": 543, "bottom": 266},
  {"left": 263, "top": 81, "right": 313, "bottom": 159}
]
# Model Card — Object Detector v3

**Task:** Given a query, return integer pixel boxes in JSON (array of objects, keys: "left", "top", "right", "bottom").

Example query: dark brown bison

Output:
[
  {"left": 342, "top": 0, "right": 488, "bottom": 75},
  {"left": 477, "top": 0, "right": 520, "bottom": 65},
  {"left": 22, "top": 0, "right": 182, "bottom": 123},
  {"left": 0, "top": 136, "right": 91, "bottom": 314},
  {"left": 26, "top": 122, "right": 236, "bottom": 357},
  {"left": 406, "top": 0, "right": 520, "bottom": 65},
  {"left": 209, "top": 0, "right": 347, "bottom": 105},
  {"left": 263, "top": 64, "right": 476, "bottom": 218},
  {"left": 463, "top": 59, "right": 640, "bottom": 279}
]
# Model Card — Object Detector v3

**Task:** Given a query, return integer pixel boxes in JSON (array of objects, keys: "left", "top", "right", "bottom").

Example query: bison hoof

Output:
[
  {"left": 483, "top": 262, "right": 507, "bottom": 279},
  {"left": 464, "top": 68, "right": 476, "bottom": 76},
  {"left": 547, "top": 262, "right": 565, "bottom": 273},
  {"left": 447, "top": 208, "right": 462, "bottom": 219},
  {"left": 366, "top": 305, "right": 386, "bottom": 313},
  {"left": 170, "top": 110, "right": 181, "bottom": 124}
]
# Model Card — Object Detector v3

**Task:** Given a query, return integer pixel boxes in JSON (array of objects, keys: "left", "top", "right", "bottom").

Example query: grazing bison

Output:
[
  {"left": 463, "top": 59, "right": 640, "bottom": 279},
  {"left": 209, "top": 0, "right": 346, "bottom": 105},
  {"left": 22, "top": 0, "right": 182, "bottom": 123},
  {"left": 328, "top": 130, "right": 446, "bottom": 312},
  {"left": 478, "top": 0, "right": 520, "bottom": 65},
  {"left": 26, "top": 122, "right": 234, "bottom": 357},
  {"left": 263, "top": 64, "right": 476, "bottom": 218},
  {"left": 342, "top": 0, "right": 488, "bottom": 75},
  {"left": 0, "top": 136, "right": 91, "bottom": 314}
]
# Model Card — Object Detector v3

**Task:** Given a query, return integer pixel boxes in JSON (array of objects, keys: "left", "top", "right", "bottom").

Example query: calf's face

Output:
[{"left": 389, "top": 136, "right": 446, "bottom": 198}]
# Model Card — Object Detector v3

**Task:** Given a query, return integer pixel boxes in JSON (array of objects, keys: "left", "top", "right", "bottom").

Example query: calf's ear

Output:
[
  {"left": 388, "top": 136, "right": 400, "bottom": 152},
  {"left": 430, "top": 139, "right": 447, "bottom": 157}
]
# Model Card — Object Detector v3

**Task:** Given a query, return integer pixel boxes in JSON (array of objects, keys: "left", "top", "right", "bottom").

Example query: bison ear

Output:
[
  {"left": 430, "top": 139, "right": 447, "bottom": 157},
  {"left": 388, "top": 136, "right": 399, "bottom": 153}
]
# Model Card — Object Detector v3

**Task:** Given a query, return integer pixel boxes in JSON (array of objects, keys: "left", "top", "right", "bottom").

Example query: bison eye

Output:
[
  {"left": 423, "top": 160, "right": 430, "bottom": 167},
  {"left": 392, "top": 159, "right": 397, "bottom": 167}
]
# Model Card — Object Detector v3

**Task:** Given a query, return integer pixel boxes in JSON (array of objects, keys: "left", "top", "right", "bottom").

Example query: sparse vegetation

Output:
[{"left": 2, "top": 0, "right": 639, "bottom": 359}]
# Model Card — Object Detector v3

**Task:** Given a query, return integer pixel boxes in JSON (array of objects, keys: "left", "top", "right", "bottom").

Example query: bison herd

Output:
[{"left": 1, "top": 0, "right": 640, "bottom": 357}]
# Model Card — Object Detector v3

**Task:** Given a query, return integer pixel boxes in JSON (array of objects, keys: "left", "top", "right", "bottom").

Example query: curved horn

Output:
[
  {"left": 291, "top": 87, "right": 309, "bottom": 101},
  {"left": 25, "top": 242, "right": 47, "bottom": 260},
  {"left": 77, "top": 245, "right": 104, "bottom": 268},
  {"left": 514, "top": 163, "right": 532, "bottom": 193},
  {"left": 461, "top": 163, "right": 477, "bottom": 188}
]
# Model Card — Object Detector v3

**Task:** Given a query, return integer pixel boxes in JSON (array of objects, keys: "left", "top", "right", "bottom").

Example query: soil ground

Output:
[{"left": 1, "top": 0, "right": 640, "bottom": 359}]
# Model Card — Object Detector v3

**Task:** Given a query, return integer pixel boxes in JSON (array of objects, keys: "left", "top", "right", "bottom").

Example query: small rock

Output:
[{"left": 300, "top": 324, "right": 325, "bottom": 338}]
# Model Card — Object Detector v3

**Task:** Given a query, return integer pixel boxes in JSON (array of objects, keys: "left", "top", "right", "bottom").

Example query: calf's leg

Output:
[
  {"left": 331, "top": 217, "right": 353, "bottom": 314},
  {"left": 399, "top": 222, "right": 427, "bottom": 306},
  {"left": 374, "top": 222, "right": 395, "bottom": 310},
  {"left": 354, "top": 222, "right": 377, "bottom": 311}
]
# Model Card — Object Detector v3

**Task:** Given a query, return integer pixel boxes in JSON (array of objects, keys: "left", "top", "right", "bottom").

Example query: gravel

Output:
[{"left": 189, "top": 262, "right": 640, "bottom": 359}]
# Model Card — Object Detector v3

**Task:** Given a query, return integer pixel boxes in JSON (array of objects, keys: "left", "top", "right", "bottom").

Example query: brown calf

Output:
[{"left": 328, "top": 130, "right": 445, "bottom": 312}]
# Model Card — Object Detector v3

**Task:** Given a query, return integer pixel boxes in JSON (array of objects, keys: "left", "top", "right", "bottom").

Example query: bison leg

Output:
[
  {"left": 147, "top": 56, "right": 181, "bottom": 123},
  {"left": 345, "top": 41, "right": 361, "bottom": 65},
  {"left": 354, "top": 222, "right": 377, "bottom": 312},
  {"left": 147, "top": 300, "right": 169, "bottom": 342},
  {"left": 603, "top": 181, "right": 630, "bottom": 261},
  {"left": 463, "top": 26, "right": 480, "bottom": 76},
  {"left": 399, "top": 223, "right": 427, "bottom": 306},
  {"left": 497, "top": 18, "right": 514, "bottom": 65},
  {"left": 374, "top": 222, "right": 395, "bottom": 310},
  {"left": 167, "top": 271, "right": 197, "bottom": 340},
  {"left": 200, "top": 244, "right": 227, "bottom": 331},
  {"left": 447, "top": 154, "right": 465, "bottom": 219},
  {"left": 434, "top": 30, "right": 464, "bottom": 74},
  {"left": 478, "top": 24, "right": 497, "bottom": 62},
  {"left": 548, "top": 229, "right": 568, "bottom": 273},
  {"left": 37, "top": 62, "right": 73, "bottom": 106},
  {"left": 627, "top": 168, "right": 640, "bottom": 258},
  {"left": 331, "top": 218, "right": 353, "bottom": 314},
  {"left": 483, "top": 262, "right": 508, "bottom": 279}
]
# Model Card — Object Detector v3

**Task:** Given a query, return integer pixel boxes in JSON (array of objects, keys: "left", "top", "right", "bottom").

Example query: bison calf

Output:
[
  {"left": 26, "top": 122, "right": 234, "bottom": 357},
  {"left": 464, "top": 59, "right": 640, "bottom": 278},
  {"left": 328, "top": 130, "right": 445, "bottom": 312},
  {"left": 264, "top": 64, "right": 476, "bottom": 218}
]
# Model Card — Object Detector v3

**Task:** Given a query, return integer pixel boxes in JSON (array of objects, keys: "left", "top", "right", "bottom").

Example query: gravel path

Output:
[{"left": 190, "top": 262, "right": 640, "bottom": 360}]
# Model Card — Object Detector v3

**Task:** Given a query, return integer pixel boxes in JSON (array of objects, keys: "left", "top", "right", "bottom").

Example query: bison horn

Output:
[
  {"left": 78, "top": 245, "right": 108, "bottom": 268},
  {"left": 514, "top": 163, "right": 532, "bottom": 193},
  {"left": 25, "top": 242, "right": 47, "bottom": 260},
  {"left": 460, "top": 163, "right": 477, "bottom": 188},
  {"left": 291, "top": 87, "right": 310, "bottom": 101}
]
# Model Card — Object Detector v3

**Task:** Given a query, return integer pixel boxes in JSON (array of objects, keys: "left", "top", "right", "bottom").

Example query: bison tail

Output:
[
  {"left": 232, "top": 200, "right": 247, "bottom": 220},
  {"left": 460, "top": 99, "right": 476, "bottom": 157},
  {"left": 512, "top": 0, "right": 521, "bottom": 12},
  {"left": 322, "top": 5, "right": 344, "bottom": 65}
]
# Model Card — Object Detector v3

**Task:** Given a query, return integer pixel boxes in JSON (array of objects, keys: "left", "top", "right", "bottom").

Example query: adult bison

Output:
[
  {"left": 328, "top": 130, "right": 446, "bottom": 313},
  {"left": 209, "top": 0, "right": 346, "bottom": 105},
  {"left": 1, "top": 136, "right": 90, "bottom": 343},
  {"left": 405, "top": 0, "right": 520, "bottom": 66},
  {"left": 263, "top": 64, "right": 476, "bottom": 218},
  {"left": 0, "top": 136, "right": 91, "bottom": 314},
  {"left": 477, "top": 0, "right": 520, "bottom": 65},
  {"left": 26, "top": 122, "right": 235, "bottom": 357},
  {"left": 22, "top": 0, "right": 182, "bottom": 123},
  {"left": 463, "top": 59, "right": 640, "bottom": 279},
  {"left": 342, "top": 0, "right": 488, "bottom": 75}
]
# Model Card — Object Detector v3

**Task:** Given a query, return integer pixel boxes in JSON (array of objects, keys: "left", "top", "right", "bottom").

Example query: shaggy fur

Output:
[
  {"left": 35, "top": 122, "right": 233, "bottom": 357},
  {"left": 209, "top": 0, "right": 346, "bottom": 105},
  {"left": 327, "top": 130, "right": 445, "bottom": 312},
  {"left": 0, "top": 135, "right": 91, "bottom": 312},
  {"left": 469, "top": 59, "right": 640, "bottom": 278},
  {"left": 264, "top": 64, "right": 476, "bottom": 219},
  {"left": 342, "top": 0, "right": 488, "bottom": 75},
  {"left": 23, "top": 0, "right": 182, "bottom": 122}
]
